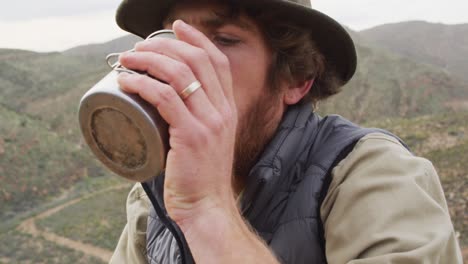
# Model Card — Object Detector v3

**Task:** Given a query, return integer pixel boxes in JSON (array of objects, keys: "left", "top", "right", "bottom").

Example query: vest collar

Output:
[{"left": 240, "top": 103, "right": 319, "bottom": 218}]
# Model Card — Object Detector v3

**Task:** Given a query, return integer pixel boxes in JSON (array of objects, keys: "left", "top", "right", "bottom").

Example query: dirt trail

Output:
[
  {"left": 17, "top": 184, "right": 131, "bottom": 263},
  {"left": 463, "top": 246, "right": 468, "bottom": 263}
]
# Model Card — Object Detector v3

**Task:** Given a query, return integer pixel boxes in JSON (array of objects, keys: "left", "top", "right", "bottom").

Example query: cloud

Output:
[
  {"left": 313, "top": 0, "right": 468, "bottom": 30},
  {"left": 0, "top": 0, "right": 121, "bottom": 21},
  {"left": 0, "top": 10, "right": 126, "bottom": 52}
]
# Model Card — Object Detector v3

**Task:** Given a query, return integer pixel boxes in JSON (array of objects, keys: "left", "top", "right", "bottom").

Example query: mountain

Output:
[
  {"left": 360, "top": 21, "right": 468, "bottom": 82},
  {"left": 319, "top": 42, "right": 468, "bottom": 122},
  {"left": 0, "top": 49, "right": 117, "bottom": 221},
  {"left": 64, "top": 35, "right": 141, "bottom": 58}
]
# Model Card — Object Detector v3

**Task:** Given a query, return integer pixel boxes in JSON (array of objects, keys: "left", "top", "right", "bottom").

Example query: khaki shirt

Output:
[{"left": 110, "top": 133, "right": 463, "bottom": 263}]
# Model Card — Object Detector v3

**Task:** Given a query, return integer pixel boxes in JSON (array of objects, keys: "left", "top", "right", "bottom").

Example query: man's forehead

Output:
[{"left": 164, "top": 3, "right": 255, "bottom": 32}]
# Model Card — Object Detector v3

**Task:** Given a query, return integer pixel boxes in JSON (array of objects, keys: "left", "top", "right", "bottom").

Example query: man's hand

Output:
[{"left": 118, "top": 19, "right": 238, "bottom": 224}]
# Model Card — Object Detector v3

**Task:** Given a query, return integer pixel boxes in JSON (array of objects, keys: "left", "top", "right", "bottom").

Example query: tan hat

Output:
[{"left": 115, "top": 0, "right": 357, "bottom": 85}]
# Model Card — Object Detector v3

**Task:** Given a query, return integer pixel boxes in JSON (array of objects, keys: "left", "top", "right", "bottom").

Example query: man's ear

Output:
[{"left": 283, "top": 79, "right": 314, "bottom": 105}]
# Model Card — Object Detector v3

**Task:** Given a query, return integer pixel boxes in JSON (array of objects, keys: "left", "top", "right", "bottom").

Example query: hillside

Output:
[
  {"left": 0, "top": 49, "right": 110, "bottom": 143},
  {"left": 64, "top": 35, "right": 141, "bottom": 57},
  {"left": 0, "top": 49, "right": 121, "bottom": 221},
  {"left": 319, "top": 43, "right": 468, "bottom": 122},
  {"left": 0, "top": 104, "right": 121, "bottom": 222},
  {"left": 360, "top": 21, "right": 468, "bottom": 82}
]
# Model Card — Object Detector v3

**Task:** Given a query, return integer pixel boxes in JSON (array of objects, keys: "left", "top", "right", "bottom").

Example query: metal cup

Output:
[{"left": 78, "top": 30, "right": 175, "bottom": 182}]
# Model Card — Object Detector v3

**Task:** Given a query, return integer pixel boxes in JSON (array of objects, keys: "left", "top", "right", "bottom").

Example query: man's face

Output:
[{"left": 165, "top": 2, "right": 286, "bottom": 180}]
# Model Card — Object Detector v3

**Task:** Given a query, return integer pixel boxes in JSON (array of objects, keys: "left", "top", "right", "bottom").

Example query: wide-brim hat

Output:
[{"left": 115, "top": 0, "right": 357, "bottom": 85}]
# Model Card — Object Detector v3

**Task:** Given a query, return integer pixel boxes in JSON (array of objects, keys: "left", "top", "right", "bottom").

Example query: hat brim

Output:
[{"left": 116, "top": 0, "right": 357, "bottom": 84}]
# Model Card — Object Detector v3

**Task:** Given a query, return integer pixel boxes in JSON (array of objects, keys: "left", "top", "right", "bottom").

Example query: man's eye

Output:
[{"left": 213, "top": 35, "right": 241, "bottom": 46}]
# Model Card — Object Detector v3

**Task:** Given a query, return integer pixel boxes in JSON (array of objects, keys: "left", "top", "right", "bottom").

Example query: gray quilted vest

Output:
[{"left": 141, "top": 103, "right": 403, "bottom": 264}]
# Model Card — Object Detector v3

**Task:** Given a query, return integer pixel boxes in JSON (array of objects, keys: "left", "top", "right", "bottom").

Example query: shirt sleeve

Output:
[
  {"left": 110, "top": 183, "right": 150, "bottom": 264},
  {"left": 320, "top": 133, "right": 463, "bottom": 263}
]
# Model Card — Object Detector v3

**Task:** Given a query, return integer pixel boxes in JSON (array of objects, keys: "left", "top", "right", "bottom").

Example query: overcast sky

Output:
[{"left": 1, "top": 0, "right": 467, "bottom": 52}]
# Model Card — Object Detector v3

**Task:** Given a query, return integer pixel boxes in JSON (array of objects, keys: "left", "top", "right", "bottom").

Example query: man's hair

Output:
[{"left": 241, "top": 7, "right": 343, "bottom": 106}]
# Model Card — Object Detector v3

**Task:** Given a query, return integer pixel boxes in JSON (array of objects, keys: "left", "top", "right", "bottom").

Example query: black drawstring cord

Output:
[{"left": 141, "top": 182, "right": 195, "bottom": 264}]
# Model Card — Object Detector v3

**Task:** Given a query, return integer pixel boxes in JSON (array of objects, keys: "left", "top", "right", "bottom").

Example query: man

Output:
[{"left": 110, "top": 0, "right": 462, "bottom": 263}]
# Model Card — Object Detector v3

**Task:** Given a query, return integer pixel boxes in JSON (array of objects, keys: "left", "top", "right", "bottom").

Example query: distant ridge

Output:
[
  {"left": 64, "top": 34, "right": 142, "bottom": 57},
  {"left": 1, "top": 21, "right": 466, "bottom": 125},
  {"left": 360, "top": 21, "right": 468, "bottom": 81}
]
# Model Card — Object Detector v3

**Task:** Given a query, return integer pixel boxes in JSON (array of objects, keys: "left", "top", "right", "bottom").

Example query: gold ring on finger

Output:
[{"left": 179, "top": 80, "right": 202, "bottom": 100}]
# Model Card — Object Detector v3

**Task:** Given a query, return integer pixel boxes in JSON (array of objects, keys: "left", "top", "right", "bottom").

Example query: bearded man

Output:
[{"left": 109, "top": 0, "right": 462, "bottom": 263}]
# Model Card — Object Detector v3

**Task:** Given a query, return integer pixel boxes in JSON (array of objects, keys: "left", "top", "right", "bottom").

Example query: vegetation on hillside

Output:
[
  {"left": 0, "top": 49, "right": 109, "bottom": 143},
  {"left": 0, "top": 105, "right": 105, "bottom": 220},
  {"left": 0, "top": 231, "right": 104, "bottom": 264},
  {"left": 0, "top": 49, "right": 127, "bottom": 221}
]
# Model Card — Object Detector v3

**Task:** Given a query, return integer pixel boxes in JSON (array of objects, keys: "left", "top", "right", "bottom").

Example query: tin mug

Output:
[{"left": 78, "top": 30, "right": 175, "bottom": 182}]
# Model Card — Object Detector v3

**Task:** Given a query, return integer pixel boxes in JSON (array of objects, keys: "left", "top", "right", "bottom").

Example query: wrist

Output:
[
  {"left": 176, "top": 198, "right": 243, "bottom": 242},
  {"left": 176, "top": 201, "right": 248, "bottom": 258},
  {"left": 165, "top": 185, "right": 237, "bottom": 223},
  {"left": 175, "top": 202, "right": 279, "bottom": 263}
]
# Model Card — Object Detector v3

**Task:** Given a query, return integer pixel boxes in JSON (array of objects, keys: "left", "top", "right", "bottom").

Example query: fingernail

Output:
[
  {"left": 134, "top": 41, "right": 144, "bottom": 50},
  {"left": 118, "top": 52, "right": 128, "bottom": 61},
  {"left": 174, "top": 19, "right": 191, "bottom": 31},
  {"left": 117, "top": 72, "right": 130, "bottom": 80}
]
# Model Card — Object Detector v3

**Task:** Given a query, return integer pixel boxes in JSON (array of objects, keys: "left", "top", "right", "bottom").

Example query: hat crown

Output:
[{"left": 289, "top": 0, "right": 311, "bottom": 8}]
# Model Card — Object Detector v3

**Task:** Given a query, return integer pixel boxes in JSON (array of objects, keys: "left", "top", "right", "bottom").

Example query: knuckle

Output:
[
  {"left": 158, "top": 85, "right": 178, "bottom": 103},
  {"left": 216, "top": 54, "right": 230, "bottom": 71},
  {"left": 186, "top": 124, "right": 209, "bottom": 148},
  {"left": 196, "top": 127, "right": 211, "bottom": 146},
  {"left": 208, "top": 113, "right": 225, "bottom": 133},
  {"left": 153, "top": 39, "right": 168, "bottom": 52},
  {"left": 222, "top": 107, "right": 238, "bottom": 129},
  {"left": 192, "top": 48, "right": 210, "bottom": 63},
  {"left": 146, "top": 53, "right": 161, "bottom": 68},
  {"left": 133, "top": 74, "right": 148, "bottom": 86},
  {"left": 223, "top": 107, "right": 236, "bottom": 121},
  {"left": 171, "top": 62, "right": 192, "bottom": 80}
]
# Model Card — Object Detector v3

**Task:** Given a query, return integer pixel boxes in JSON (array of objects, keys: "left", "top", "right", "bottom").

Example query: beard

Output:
[{"left": 232, "top": 91, "right": 283, "bottom": 188}]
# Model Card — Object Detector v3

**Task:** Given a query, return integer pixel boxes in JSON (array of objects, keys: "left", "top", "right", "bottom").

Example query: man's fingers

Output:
[
  {"left": 117, "top": 72, "right": 193, "bottom": 129},
  {"left": 119, "top": 52, "right": 217, "bottom": 120},
  {"left": 135, "top": 33, "right": 228, "bottom": 111},
  {"left": 171, "top": 20, "right": 236, "bottom": 110}
]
